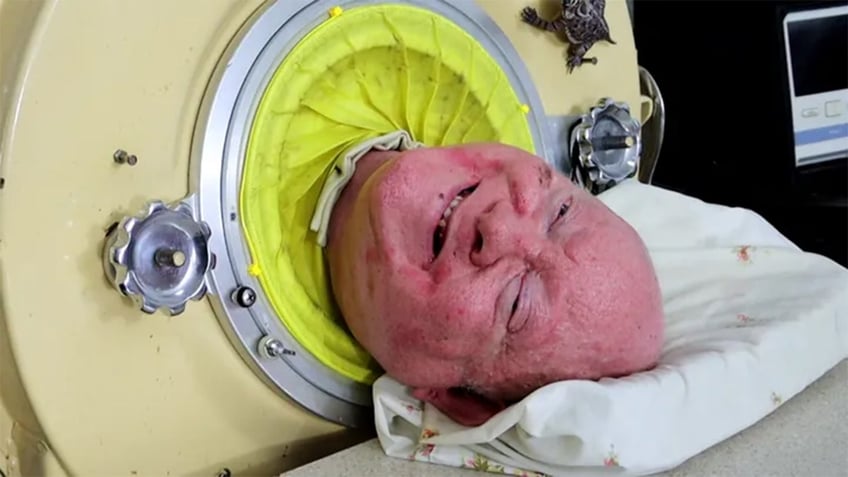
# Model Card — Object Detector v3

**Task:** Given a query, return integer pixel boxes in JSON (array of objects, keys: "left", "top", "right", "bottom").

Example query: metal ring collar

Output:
[{"left": 189, "top": 0, "right": 554, "bottom": 428}]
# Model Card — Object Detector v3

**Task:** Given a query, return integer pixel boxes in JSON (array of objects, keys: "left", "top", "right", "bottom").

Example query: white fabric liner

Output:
[
  {"left": 372, "top": 179, "right": 848, "bottom": 476},
  {"left": 310, "top": 130, "right": 423, "bottom": 247}
]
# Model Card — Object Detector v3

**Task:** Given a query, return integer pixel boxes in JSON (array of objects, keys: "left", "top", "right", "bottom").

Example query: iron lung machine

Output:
[{"left": 0, "top": 0, "right": 658, "bottom": 475}]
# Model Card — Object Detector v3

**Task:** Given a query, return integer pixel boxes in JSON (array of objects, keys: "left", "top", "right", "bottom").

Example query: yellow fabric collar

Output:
[{"left": 239, "top": 4, "right": 535, "bottom": 384}]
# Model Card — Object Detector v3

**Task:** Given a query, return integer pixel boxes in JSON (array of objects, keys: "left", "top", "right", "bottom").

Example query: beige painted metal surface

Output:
[
  {"left": 478, "top": 0, "right": 641, "bottom": 117},
  {"left": 0, "top": 0, "right": 639, "bottom": 475}
]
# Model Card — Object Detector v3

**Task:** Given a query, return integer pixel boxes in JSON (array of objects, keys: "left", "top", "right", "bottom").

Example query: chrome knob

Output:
[
  {"left": 569, "top": 97, "right": 642, "bottom": 194},
  {"left": 103, "top": 199, "right": 212, "bottom": 315}
]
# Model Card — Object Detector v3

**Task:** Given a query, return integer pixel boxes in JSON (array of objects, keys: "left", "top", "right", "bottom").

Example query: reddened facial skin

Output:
[{"left": 327, "top": 143, "right": 664, "bottom": 425}]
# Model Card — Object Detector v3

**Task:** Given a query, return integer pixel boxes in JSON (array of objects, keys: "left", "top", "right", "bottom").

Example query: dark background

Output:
[
  {"left": 788, "top": 14, "right": 848, "bottom": 96},
  {"left": 631, "top": 0, "right": 848, "bottom": 266}
]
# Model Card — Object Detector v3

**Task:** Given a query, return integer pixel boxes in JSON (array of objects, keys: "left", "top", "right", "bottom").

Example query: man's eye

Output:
[
  {"left": 549, "top": 202, "right": 569, "bottom": 232},
  {"left": 552, "top": 203, "right": 569, "bottom": 226},
  {"left": 548, "top": 203, "right": 569, "bottom": 232}
]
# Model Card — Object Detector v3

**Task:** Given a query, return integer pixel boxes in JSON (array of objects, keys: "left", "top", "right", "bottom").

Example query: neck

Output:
[{"left": 326, "top": 149, "right": 400, "bottom": 250}]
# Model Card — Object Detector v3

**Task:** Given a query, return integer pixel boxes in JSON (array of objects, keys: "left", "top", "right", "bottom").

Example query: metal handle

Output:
[{"left": 638, "top": 66, "right": 665, "bottom": 184}]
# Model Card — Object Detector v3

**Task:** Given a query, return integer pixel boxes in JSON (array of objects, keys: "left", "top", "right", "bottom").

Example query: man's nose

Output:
[{"left": 470, "top": 200, "right": 542, "bottom": 268}]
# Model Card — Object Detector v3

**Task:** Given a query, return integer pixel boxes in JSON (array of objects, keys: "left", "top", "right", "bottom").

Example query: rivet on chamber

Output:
[
  {"left": 215, "top": 468, "right": 231, "bottom": 477},
  {"left": 230, "top": 286, "right": 256, "bottom": 308},
  {"left": 113, "top": 149, "right": 138, "bottom": 166}
]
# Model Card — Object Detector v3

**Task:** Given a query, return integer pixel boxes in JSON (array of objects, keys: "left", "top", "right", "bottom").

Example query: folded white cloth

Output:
[
  {"left": 373, "top": 179, "right": 848, "bottom": 476},
  {"left": 310, "top": 130, "right": 424, "bottom": 246}
]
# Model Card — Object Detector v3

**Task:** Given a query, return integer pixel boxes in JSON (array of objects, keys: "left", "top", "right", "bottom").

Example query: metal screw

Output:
[
  {"left": 257, "top": 335, "right": 296, "bottom": 359},
  {"left": 263, "top": 337, "right": 297, "bottom": 358},
  {"left": 265, "top": 338, "right": 285, "bottom": 357},
  {"left": 113, "top": 149, "right": 138, "bottom": 166},
  {"left": 231, "top": 286, "right": 256, "bottom": 308}
]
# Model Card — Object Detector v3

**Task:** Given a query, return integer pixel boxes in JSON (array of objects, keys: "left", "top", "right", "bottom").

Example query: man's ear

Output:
[{"left": 412, "top": 387, "right": 507, "bottom": 427}]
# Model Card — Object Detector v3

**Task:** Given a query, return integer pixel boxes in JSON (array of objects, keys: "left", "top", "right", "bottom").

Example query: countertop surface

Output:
[{"left": 284, "top": 360, "right": 848, "bottom": 477}]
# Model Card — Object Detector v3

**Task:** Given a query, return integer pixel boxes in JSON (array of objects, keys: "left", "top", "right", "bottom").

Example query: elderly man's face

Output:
[{"left": 327, "top": 143, "right": 663, "bottom": 425}]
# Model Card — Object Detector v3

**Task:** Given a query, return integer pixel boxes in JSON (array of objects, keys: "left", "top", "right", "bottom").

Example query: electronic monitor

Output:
[{"left": 783, "top": 5, "right": 848, "bottom": 167}]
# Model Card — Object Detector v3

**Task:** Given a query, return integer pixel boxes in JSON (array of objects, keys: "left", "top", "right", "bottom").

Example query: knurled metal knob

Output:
[
  {"left": 102, "top": 199, "right": 212, "bottom": 315},
  {"left": 569, "top": 97, "right": 642, "bottom": 193}
]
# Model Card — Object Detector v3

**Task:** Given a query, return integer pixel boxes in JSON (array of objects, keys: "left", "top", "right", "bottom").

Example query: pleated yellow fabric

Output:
[{"left": 240, "top": 4, "right": 535, "bottom": 384}]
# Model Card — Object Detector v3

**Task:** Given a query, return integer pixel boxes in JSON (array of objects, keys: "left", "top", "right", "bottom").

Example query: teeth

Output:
[
  {"left": 435, "top": 186, "right": 477, "bottom": 255},
  {"left": 436, "top": 187, "right": 475, "bottom": 251},
  {"left": 442, "top": 196, "right": 464, "bottom": 222}
]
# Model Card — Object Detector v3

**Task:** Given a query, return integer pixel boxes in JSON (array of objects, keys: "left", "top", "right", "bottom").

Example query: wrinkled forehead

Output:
[
  {"left": 383, "top": 143, "right": 568, "bottom": 184},
  {"left": 406, "top": 142, "right": 549, "bottom": 166}
]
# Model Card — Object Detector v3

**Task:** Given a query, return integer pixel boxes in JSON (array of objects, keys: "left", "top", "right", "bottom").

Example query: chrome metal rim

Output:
[{"left": 189, "top": 0, "right": 555, "bottom": 428}]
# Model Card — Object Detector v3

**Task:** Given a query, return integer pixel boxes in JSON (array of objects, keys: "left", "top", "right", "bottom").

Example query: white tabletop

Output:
[{"left": 284, "top": 360, "right": 847, "bottom": 477}]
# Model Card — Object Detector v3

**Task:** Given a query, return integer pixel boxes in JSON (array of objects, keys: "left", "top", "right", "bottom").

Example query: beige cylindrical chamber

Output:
[{"left": 0, "top": 0, "right": 639, "bottom": 475}]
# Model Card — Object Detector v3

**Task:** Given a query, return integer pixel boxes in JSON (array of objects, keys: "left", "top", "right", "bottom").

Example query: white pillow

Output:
[{"left": 372, "top": 179, "right": 848, "bottom": 476}]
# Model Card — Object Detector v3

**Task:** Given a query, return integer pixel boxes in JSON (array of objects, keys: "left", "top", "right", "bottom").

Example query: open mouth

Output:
[{"left": 432, "top": 184, "right": 478, "bottom": 257}]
